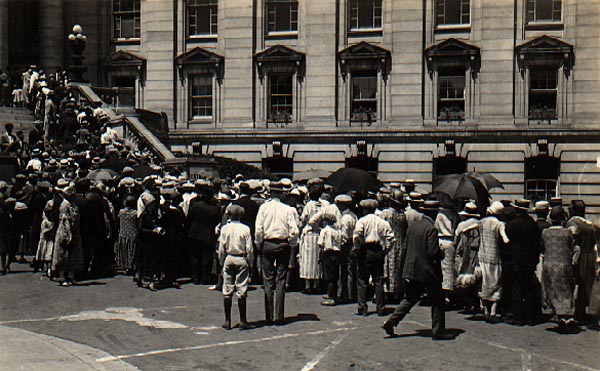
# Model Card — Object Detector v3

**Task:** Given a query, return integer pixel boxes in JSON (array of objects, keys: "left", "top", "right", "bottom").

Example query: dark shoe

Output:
[
  {"left": 239, "top": 322, "right": 253, "bottom": 330},
  {"left": 432, "top": 332, "right": 456, "bottom": 341},
  {"left": 321, "top": 299, "right": 336, "bottom": 306},
  {"left": 381, "top": 321, "right": 395, "bottom": 336},
  {"left": 377, "top": 309, "right": 387, "bottom": 317},
  {"left": 489, "top": 316, "right": 501, "bottom": 324},
  {"left": 222, "top": 322, "right": 232, "bottom": 330},
  {"left": 508, "top": 320, "right": 524, "bottom": 327},
  {"left": 354, "top": 310, "right": 368, "bottom": 317},
  {"left": 274, "top": 319, "right": 285, "bottom": 326}
]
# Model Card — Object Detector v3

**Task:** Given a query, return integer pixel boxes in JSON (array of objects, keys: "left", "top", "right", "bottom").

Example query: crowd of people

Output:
[{"left": 0, "top": 64, "right": 598, "bottom": 338}]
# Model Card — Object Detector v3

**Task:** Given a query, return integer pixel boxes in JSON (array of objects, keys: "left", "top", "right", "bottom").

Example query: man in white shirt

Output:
[
  {"left": 255, "top": 182, "right": 299, "bottom": 325},
  {"left": 352, "top": 199, "right": 394, "bottom": 316}
]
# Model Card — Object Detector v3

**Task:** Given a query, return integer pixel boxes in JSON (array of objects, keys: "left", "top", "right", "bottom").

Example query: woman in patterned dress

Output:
[
  {"left": 299, "top": 183, "right": 328, "bottom": 293},
  {"left": 51, "top": 180, "right": 84, "bottom": 287},
  {"left": 540, "top": 206, "right": 577, "bottom": 331},
  {"left": 114, "top": 195, "right": 138, "bottom": 274},
  {"left": 377, "top": 191, "right": 407, "bottom": 301},
  {"left": 478, "top": 201, "right": 509, "bottom": 322}
]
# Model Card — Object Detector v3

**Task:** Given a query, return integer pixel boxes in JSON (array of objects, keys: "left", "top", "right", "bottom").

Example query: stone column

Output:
[
  {"left": 0, "top": 0, "right": 9, "bottom": 70},
  {"left": 39, "top": 0, "right": 64, "bottom": 70}
]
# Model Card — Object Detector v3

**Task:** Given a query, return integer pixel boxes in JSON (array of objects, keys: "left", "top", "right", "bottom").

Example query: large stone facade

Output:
[{"left": 2, "top": 0, "right": 600, "bottom": 215}]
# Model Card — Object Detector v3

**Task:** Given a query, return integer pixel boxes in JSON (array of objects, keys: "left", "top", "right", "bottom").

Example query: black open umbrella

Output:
[
  {"left": 102, "top": 157, "right": 131, "bottom": 173},
  {"left": 326, "top": 167, "right": 381, "bottom": 196},
  {"left": 433, "top": 173, "right": 490, "bottom": 202},
  {"left": 466, "top": 171, "right": 504, "bottom": 190},
  {"left": 132, "top": 164, "right": 154, "bottom": 179}
]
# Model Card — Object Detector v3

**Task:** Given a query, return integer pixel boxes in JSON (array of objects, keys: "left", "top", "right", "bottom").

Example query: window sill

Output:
[
  {"left": 525, "top": 22, "right": 564, "bottom": 31},
  {"left": 348, "top": 28, "right": 383, "bottom": 38},
  {"left": 189, "top": 118, "right": 213, "bottom": 124},
  {"left": 435, "top": 24, "right": 471, "bottom": 34},
  {"left": 187, "top": 35, "right": 218, "bottom": 43},
  {"left": 265, "top": 31, "right": 298, "bottom": 40},
  {"left": 113, "top": 38, "right": 141, "bottom": 45}
]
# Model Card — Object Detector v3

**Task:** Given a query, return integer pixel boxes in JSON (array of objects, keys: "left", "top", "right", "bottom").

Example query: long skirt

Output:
[
  {"left": 440, "top": 238, "right": 455, "bottom": 291},
  {"left": 299, "top": 231, "right": 321, "bottom": 279},
  {"left": 541, "top": 262, "right": 574, "bottom": 316},
  {"left": 479, "top": 262, "right": 502, "bottom": 302},
  {"left": 35, "top": 238, "right": 54, "bottom": 263},
  {"left": 51, "top": 243, "right": 84, "bottom": 273},
  {"left": 114, "top": 236, "right": 136, "bottom": 271},
  {"left": 383, "top": 242, "right": 402, "bottom": 293}
]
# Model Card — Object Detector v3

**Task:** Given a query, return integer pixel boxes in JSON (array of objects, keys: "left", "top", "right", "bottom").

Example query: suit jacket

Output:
[
  {"left": 186, "top": 198, "right": 221, "bottom": 248},
  {"left": 505, "top": 214, "right": 541, "bottom": 272},
  {"left": 402, "top": 215, "right": 441, "bottom": 284},
  {"left": 232, "top": 195, "right": 259, "bottom": 235}
]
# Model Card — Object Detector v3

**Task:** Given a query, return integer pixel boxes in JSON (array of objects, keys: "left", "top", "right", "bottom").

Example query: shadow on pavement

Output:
[
  {"left": 73, "top": 281, "right": 107, "bottom": 287},
  {"left": 385, "top": 328, "right": 465, "bottom": 340},
  {"left": 250, "top": 313, "right": 320, "bottom": 328}
]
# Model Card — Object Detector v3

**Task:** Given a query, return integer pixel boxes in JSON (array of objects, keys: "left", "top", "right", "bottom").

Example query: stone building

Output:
[{"left": 2, "top": 0, "right": 600, "bottom": 214}]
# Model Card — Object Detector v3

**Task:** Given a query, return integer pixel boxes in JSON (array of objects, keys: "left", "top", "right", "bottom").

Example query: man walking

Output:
[
  {"left": 352, "top": 199, "right": 394, "bottom": 316},
  {"left": 381, "top": 200, "right": 455, "bottom": 340},
  {"left": 255, "top": 182, "right": 299, "bottom": 325}
]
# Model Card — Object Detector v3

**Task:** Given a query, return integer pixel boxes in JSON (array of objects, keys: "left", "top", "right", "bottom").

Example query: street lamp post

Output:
[{"left": 67, "top": 24, "right": 88, "bottom": 82}]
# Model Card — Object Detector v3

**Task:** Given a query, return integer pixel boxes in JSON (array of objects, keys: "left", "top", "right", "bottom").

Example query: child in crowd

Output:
[
  {"left": 217, "top": 204, "right": 254, "bottom": 330},
  {"left": 34, "top": 201, "right": 54, "bottom": 275},
  {"left": 318, "top": 212, "right": 343, "bottom": 306}
]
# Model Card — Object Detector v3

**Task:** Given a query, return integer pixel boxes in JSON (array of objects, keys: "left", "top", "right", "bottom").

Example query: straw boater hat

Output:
[
  {"left": 280, "top": 178, "right": 294, "bottom": 192},
  {"left": 55, "top": 178, "right": 75, "bottom": 196},
  {"left": 549, "top": 197, "right": 563, "bottom": 207},
  {"left": 420, "top": 199, "right": 440, "bottom": 212},
  {"left": 459, "top": 202, "right": 480, "bottom": 218},
  {"left": 359, "top": 199, "right": 378, "bottom": 210},
  {"left": 534, "top": 200, "right": 550, "bottom": 213},
  {"left": 334, "top": 194, "right": 353, "bottom": 203},
  {"left": 511, "top": 199, "right": 531, "bottom": 212},
  {"left": 487, "top": 201, "right": 505, "bottom": 215}
]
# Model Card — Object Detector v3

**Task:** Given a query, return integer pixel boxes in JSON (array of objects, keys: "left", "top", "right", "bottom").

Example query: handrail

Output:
[{"left": 71, "top": 83, "right": 176, "bottom": 162}]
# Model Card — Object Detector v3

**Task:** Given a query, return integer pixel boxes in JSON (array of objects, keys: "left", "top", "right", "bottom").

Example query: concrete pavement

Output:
[
  {"left": 0, "top": 325, "right": 140, "bottom": 371},
  {"left": 1, "top": 260, "right": 599, "bottom": 371}
]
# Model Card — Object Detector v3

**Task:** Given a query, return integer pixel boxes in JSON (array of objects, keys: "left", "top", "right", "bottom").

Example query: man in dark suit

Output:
[
  {"left": 381, "top": 200, "right": 455, "bottom": 340},
  {"left": 186, "top": 183, "right": 221, "bottom": 285},
  {"left": 505, "top": 199, "right": 541, "bottom": 326},
  {"left": 232, "top": 182, "right": 260, "bottom": 281}
]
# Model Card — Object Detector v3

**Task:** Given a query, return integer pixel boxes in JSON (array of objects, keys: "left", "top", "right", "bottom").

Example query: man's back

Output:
[
  {"left": 402, "top": 216, "right": 440, "bottom": 283},
  {"left": 187, "top": 199, "right": 221, "bottom": 243},
  {"left": 505, "top": 214, "right": 541, "bottom": 271}
]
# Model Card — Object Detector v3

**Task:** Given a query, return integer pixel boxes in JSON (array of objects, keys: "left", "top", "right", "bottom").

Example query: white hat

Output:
[{"left": 487, "top": 201, "right": 504, "bottom": 215}]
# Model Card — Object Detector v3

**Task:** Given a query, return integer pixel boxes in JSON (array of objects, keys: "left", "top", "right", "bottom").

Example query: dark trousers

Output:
[
  {"left": 338, "top": 242, "right": 354, "bottom": 301},
  {"left": 323, "top": 250, "right": 340, "bottom": 299},
  {"left": 189, "top": 238, "right": 214, "bottom": 284},
  {"left": 387, "top": 279, "right": 446, "bottom": 336},
  {"left": 260, "top": 247, "right": 290, "bottom": 322},
  {"left": 357, "top": 246, "right": 385, "bottom": 313},
  {"left": 511, "top": 270, "right": 536, "bottom": 322}
]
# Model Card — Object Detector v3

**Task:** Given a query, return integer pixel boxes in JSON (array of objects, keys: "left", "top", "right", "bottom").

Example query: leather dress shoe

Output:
[
  {"left": 354, "top": 309, "right": 368, "bottom": 317},
  {"left": 381, "top": 321, "right": 395, "bottom": 336},
  {"left": 432, "top": 332, "right": 456, "bottom": 341}
]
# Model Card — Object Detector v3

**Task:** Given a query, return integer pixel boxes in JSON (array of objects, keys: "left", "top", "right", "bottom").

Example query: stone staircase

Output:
[{"left": 0, "top": 107, "right": 35, "bottom": 134}]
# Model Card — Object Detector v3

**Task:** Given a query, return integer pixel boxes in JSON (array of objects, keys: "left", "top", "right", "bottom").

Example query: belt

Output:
[
  {"left": 265, "top": 238, "right": 288, "bottom": 244},
  {"left": 363, "top": 242, "right": 383, "bottom": 251},
  {"left": 227, "top": 253, "right": 247, "bottom": 257}
]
